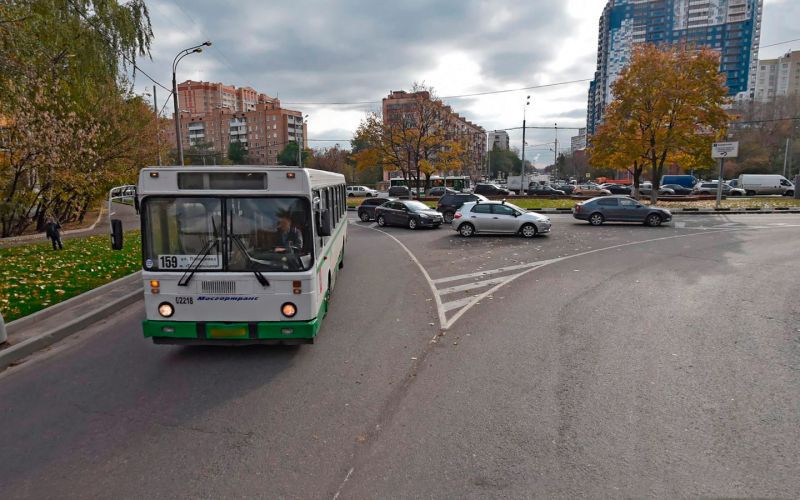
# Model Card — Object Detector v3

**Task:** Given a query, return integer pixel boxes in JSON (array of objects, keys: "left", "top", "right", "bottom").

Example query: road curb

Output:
[
  {"left": 0, "top": 286, "right": 142, "bottom": 372},
  {"left": 6, "top": 271, "right": 142, "bottom": 336}
]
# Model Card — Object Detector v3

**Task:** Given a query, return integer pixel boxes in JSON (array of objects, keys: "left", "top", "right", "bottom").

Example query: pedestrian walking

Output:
[{"left": 45, "top": 218, "right": 63, "bottom": 250}]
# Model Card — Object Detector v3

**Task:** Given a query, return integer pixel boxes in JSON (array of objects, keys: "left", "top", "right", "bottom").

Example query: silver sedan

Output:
[{"left": 452, "top": 201, "right": 551, "bottom": 237}]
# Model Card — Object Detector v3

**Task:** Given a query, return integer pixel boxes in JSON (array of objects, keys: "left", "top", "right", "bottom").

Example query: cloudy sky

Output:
[{"left": 134, "top": 0, "right": 799, "bottom": 167}]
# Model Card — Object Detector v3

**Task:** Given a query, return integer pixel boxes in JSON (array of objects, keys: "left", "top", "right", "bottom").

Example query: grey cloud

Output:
[{"left": 138, "top": 0, "right": 798, "bottom": 154}]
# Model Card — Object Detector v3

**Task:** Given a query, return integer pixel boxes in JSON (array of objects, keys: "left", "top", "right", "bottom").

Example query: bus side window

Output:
[{"left": 332, "top": 186, "right": 339, "bottom": 226}]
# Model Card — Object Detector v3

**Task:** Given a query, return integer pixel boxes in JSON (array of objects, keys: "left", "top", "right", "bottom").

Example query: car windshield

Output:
[
  {"left": 405, "top": 201, "right": 430, "bottom": 212},
  {"left": 143, "top": 196, "right": 313, "bottom": 272}
]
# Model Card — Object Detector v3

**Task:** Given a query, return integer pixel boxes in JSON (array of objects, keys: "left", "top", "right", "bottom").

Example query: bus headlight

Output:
[
  {"left": 158, "top": 302, "right": 174, "bottom": 318},
  {"left": 281, "top": 302, "right": 297, "bottom": 318}
]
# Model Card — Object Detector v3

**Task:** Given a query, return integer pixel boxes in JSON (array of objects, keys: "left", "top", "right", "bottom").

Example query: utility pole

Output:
[
  {"left": 520, "top": 96, "right": 530, "bottom": 194},
  {"left": 554, "top": 123, "right": 559, "bottom": 182},
  {"left": 153, "top": 85, "right": 161, "bottom": 166},
  {"left": 783, "top": 137, "right": 791, "bottom": 178}
]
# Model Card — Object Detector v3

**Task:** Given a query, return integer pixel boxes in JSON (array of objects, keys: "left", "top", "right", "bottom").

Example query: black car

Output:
[
  {"left": 388, "top": 185, "right": 411, "bottom": 199},
  {"left": 357, "top": 197, "right": 394, "bottom": 222},
  {"left": 374, "top": 200, "right": 443, "bottom": 229},
  {"left": 473, "top": 183, "right": 510, "bottom": 196},
  {"left": 661, "top": 184, "right": 693, "bottom": 195},
  {"left": 553, "top": 183, "right": 576, "bottom": 195},
  {"left": 427, "top": 186, "right": 457, "bottom": 197},
  {"left": 527, "top": 184, "right": 566, "bottom": 196},
  {"left": 601, "top": 184, "right": 632, "bottom": 195},
  {"left": 436, "top": 192, "right": 489, "bottom": 223}
]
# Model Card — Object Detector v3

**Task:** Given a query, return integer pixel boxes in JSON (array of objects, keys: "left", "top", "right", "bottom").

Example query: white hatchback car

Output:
[
  {"left": 452, "top": 201, "right": 551, "bottom": 238},
  {"left": 346, "top": 185, "right": 378, "bottom": 197}
]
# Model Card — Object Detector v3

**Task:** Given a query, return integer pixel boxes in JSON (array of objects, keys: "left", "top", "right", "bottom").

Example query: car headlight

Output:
[{"left": 158, "top": 302, "right": 174, "bottom": 318}]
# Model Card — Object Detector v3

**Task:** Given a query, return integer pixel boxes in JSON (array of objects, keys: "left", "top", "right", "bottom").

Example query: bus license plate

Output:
[{"left": 207, "top": 325, "right": 248, "bottom": 339}]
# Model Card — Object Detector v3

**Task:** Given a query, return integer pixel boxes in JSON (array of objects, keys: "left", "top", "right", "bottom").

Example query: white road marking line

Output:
[
  {"left": 441, "top": 296, "right": 479, "bottom": 313},
  {"left": 350, "top": 224, "right": 447, "bottom": 329},
  {"left": 332, "top": 467, "right": 354, "bottom": 500},
  {"left": 675, "top": 221, "right": 686, "bottom": 228},
  {"left": 354, "top": 222, "right": 800, "bottom": 331},
  {"left": 437, "top": 275, "right": 518, "bottom": 296},
  {"left": 431, "top": 261, "right": 549, "bottom": 284}
]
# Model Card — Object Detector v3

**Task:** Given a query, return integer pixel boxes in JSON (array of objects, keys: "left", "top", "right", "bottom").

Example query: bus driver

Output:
[{"left": 274, "top": 212, "right": 303, "bottom": 253}]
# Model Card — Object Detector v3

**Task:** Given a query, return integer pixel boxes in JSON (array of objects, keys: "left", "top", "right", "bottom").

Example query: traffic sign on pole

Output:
[{"left": 712, "top": 142, "right": 739, "bottom": 159}]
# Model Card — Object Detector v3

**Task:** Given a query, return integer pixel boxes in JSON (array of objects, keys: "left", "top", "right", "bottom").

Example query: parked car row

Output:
[{"left": 358, "top": 194, "right": 672, "bottom": 239}]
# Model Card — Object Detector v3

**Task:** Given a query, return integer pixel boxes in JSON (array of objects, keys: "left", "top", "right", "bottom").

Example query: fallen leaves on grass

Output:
[{"left": 0, "top": 232, "right": 141, "bottom": 322}]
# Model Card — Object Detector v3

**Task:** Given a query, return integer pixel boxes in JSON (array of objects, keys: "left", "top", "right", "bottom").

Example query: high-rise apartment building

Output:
[
  {"left": 571, "top": 128, "right": 587, "bottom": 153},
  {"left": 168, "top": 80, "right": 307, "bottom": 165},
  {"left": 754, "top": 50, "right": 800, "bottom": 102},
  {"left": 489, "top": 130, "right": 510, "bottom": 151},
  {"left": 587, "top": 0, "right": 763, "bottom": 136},
  {"left": 382, "top": 90, "right": 487, "bottom": 178}
]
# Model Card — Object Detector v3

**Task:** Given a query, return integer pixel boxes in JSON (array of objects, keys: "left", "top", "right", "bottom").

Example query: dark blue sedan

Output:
[{"left": 573, "top": 196, "right": 672, "bottom": 226}]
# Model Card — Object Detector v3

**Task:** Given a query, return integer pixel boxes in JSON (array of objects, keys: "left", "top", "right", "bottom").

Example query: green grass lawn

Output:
[
  {"left": 348, "top": 196, "right": 800, "bottom": 210},
  {"left": 0, "top": 232, "right": 141, "bottom": 322}
]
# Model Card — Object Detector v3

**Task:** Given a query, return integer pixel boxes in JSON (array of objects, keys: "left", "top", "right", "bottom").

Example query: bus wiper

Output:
[
  {"left": 228, "top": 233, "right": 270, "bottom": 287},
  {"left": 178, "top": 239, "right": 218, "bottom": 287}
]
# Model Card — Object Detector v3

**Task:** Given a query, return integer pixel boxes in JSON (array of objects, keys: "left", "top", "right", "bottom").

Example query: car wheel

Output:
[
  {"left": 746, "top": 190, "right": 756, "bottom": 196},
  {"left": 731, "top": 191, "right": 742, "bottom": 197},
  {"left": 589, "top": 213, "right": 604, "bottom": 226},
  {"left": 408, "top": 218, "right": 417, "bottom": 230},
  {"left": 443, "top": 211, "right": 455, "bottom": 223},
  {"left": 785, "top": 190, "right": 794, "bottom": 197},
  {"left": 433, "top": 224, "right": 441, "bottom": 229},
  {"left": 458, "top": 223, "right": 475, "bottom": 237},
  {"left": 348, "top": 193, "right": 354, "bottom": 197},
  {"left": 377, "top": 215, "right": 386, "bottom": 227},
  {"left": 359, "top": 211, "right": 370, "bottom": 222},
  {"left": 520, "top": 223, "right": 537, "bottom": 238},
  {"left": 646, "top": 213, "right": 662, "bottom": 227}
]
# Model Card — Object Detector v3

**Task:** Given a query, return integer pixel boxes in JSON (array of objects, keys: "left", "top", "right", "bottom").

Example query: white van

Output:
[{"left": 737, "top": 174, "right": 795, "bottom": 196}]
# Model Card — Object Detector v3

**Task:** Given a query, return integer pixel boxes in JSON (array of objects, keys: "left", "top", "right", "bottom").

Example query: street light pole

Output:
[
  {"left": 172, "top": 41, "right": 211, "bottom": 166},
  {"left": 520, "top": 96, "right": 530, "bottom": 194},
  {"left": 153, "top": 85, "right": 161, "bottom": 166},
  {"left": 554, "top": 123, "right": 558, "bottom": 182},
  {"left": 298, "top": 114, "right": 308, "bottom": 167}
]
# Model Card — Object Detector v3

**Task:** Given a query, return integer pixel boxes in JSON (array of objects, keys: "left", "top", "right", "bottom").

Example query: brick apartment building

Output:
[
  {"left": 166, "top": 80, "right": 307, "bottom": 165},
  {"left": 381, "top": 90, "right": 486, "bottom": 181}
]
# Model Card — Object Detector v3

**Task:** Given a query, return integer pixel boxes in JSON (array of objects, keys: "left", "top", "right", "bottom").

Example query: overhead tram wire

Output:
[
  {"left": 282, "top": 78, "right": 594, "bottom": 106},
  {"left": 760, "top": 37, "right": 800, "bottom": 49}
]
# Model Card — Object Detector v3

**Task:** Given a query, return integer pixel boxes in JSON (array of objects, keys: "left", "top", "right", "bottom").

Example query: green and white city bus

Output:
[{"left": 110, "top": 166, "right": 347, "bottom": 345}]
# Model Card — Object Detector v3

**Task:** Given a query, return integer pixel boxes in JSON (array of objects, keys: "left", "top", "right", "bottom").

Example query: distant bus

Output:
[
  {"left": 389, "top": 176, "right": 472, "bottom": 192},
  {"left": 110, "top": 166, "right": 347, "bottom": 346}
]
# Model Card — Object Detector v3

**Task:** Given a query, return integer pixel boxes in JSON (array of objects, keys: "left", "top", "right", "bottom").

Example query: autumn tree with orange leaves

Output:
[
  {"left": 590, "top": 44, "right": 730, "bottom": 201},
  {"left": 353, "top": 84, "right": 466, "bottom": 197}
]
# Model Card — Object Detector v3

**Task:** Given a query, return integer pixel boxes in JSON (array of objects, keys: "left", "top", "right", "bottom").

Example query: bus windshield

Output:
[{"left": 143, "top": 197, "right": 314, "bottom": 272}]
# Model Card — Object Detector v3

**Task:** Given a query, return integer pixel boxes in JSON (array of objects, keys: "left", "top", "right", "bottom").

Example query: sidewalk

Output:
[
  {"left": 0, "top": 272, "right": 142, "bottom": 371},
  {"left": 0, "top": 202, "right": 139, "bottom": 248}
]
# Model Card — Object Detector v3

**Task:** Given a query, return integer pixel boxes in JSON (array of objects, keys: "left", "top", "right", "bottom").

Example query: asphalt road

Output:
[{"left": 1, "top": 214, "right": 799, "bottom": 498}]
